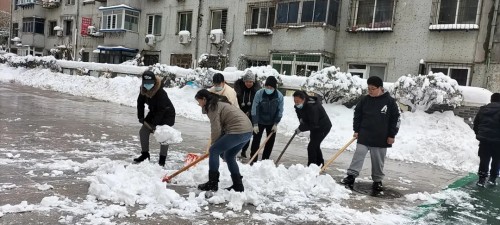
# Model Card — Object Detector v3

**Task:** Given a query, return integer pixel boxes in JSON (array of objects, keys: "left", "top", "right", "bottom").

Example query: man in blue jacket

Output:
[
  {"left": 473, "top": 93, "right": 500, "bottom": 187},
  {"left": 250, "top": 76, "right": 284, "bottom": 164},
  {"left": 341, "top": 76, "right": 400, "bottom": 191},
  {"left": 293, "top": 91, "right": 332, "bottom": 166}
]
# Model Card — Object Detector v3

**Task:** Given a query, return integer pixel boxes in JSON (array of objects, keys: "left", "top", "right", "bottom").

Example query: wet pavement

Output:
[{"left": 0, "top": 83, "right": 468, "bottom": 224}]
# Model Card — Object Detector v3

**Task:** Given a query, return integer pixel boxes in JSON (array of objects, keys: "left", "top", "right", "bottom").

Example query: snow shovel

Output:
[
  {"left": 247, "top": 131, "right": 276, "bottom": 164},
  {"left": 319, "top": 137, "right": 356, "bottom": 174},
  {"left": 162, "top": 153, "right": 210, "bottom": 183},
  {"left": 184, "top": 140, "right": 211, "bottom": 166},
  {"left": 274, "top": 132, "right": 297, "bottom": 164}
]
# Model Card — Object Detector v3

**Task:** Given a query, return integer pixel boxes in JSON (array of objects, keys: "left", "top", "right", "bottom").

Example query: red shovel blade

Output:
[{"left": 184, "top": 153, "right": 200, "bottom": 166}]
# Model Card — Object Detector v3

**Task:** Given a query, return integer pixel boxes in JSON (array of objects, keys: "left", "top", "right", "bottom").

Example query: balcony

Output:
[{"left": 42, "top": 0, "right": 61, "bottom": 9}]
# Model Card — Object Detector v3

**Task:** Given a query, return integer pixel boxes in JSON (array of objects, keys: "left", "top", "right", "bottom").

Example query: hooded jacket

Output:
[
  {"left": 204, "top": 101, "right": 253, "bottom": 142},
  {"left": 208, "top": 83, "right": 238, "bottom": 107},
  {"left": 353, "top": 92, "right": 400, "bottom": 148},
  {"left": 473, "top": 102, "right": 500, "bottom": 143},
  {"left": 137, "top": 77, "right": 176, "bottom": 126},
  {"left": 295, "top": 96, "right": 332, "bottom": 132},
  {"left": 234, "top": 78, "right": 261, "bottom": 114},
  {"left": 251, "top": 89, "right": 284, "bottom": 126}
]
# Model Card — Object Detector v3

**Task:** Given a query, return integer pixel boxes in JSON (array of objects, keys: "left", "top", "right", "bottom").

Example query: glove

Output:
[
  {"left": 139, "top": 118, "right": 144, "bottom": 124},
  {"left": 295, "top": 128, "right": 301, "bottom": 134},
  {"left": 253, "top": 125, "right": 259, "bottom": 134},
  {"left": 271, "top": 124, "right": 278, "bottom": 133}
]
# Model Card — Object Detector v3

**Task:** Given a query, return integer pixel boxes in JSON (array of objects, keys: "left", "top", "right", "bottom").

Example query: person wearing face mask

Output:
[
  {"left": 293, "top": 91, "right": 332, "bottom": 167},
  {"left": 209, "top": 73, "right": 238, "bottom": 107},
  {"left": 234, "top": 70, "right": 261, "bottom": 158},
  {"left": 249, "top": 76, "right": 284, "bottom": 164},
  {"left": 135, "top": 71, "right": 176, "bottom": 166},
  {"left": 340, "top": 76, "right": 400, "bottom": 192},
  {"left": 195, "top": 89, "right": 253, "bottom": 192}
]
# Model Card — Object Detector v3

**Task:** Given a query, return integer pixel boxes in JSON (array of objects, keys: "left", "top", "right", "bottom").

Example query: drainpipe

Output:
[
  {"left": 8, "top": 0, "right": 13, "bottom": 52},
  {"left": 194, "top": 0, "right": 202, "bottom": 67},
  {"left": 74, "top": 1, "right": 80, "bottom": 60},
  {"left": 486, "top": 0, "right": 500, "bottom": 88}
]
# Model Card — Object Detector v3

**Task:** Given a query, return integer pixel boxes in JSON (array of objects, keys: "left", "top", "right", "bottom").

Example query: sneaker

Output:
[
  {"left": 476, "top": 177, "right": 487, "bottom": 187},
  {"left": 488, "top": 177, "right": 497, "bottom": 186},
  {"left": 372, "top": 181, "right": 383, "bottom": 191},
  {"left": 340, "top": 175, "right": 355, "bottom": 187}
]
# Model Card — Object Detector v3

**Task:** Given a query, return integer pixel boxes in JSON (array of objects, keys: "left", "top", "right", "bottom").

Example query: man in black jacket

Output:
[
  {"left": 234, "top": 70, "right": 261, "bottom": 158},
  {"left": 135, "top": 71, "right": 176, "bottom": 166},
  {"left": 341, "top": 76, "right": 400, "bottom": 191},
  {"left": 293, "top": 91, "right": 332, "bottom": 166},
  {"left": 473, "top": 93, "right": 500, "bottom": 187}
]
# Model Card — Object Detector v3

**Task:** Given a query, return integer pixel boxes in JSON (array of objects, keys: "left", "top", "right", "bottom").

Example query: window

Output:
[
  {"left": 428, "top": 64, "right": 471, "bottom": 86},
  {"left": 430, "top": 0, "right": 480, "bottom": 30},
  {"left": 277, "top": 2, "right": 299, "bottom": 24},
  {"left": 211, "top": 9, "right": 228, "bottom": 33},
  {"left": 100, "top": 8, "right": 139, "bottom": 31},
  {"left": 271, "top": 53, "right": 332, "bottom": 76},
  {"left": 17, "top": 0, "right": 35, "bottom": 5},
  {"left": 144, "top": 54, "right": 160, "bottom": 66},
  {"left": 65, "top": 20, "right": 72, "bottom": 36},
  {"left": 12, "top": 23, "right": 19, "bottom": 37},
  {"left": 171, "top": 54, "right": 193, "bottom": 69},
  {"left": 48, "top": 21, "right": 57, "bottom": 36},
  {"left": 81, "top": 52, "right": 89, "bottom": 62},
  {"left": 147, "top": 15, "right": 162, "bottom": 35},
  {"left": 249, "top": 6, "right": 275, "bottom": 29},
  {"left": 66, "top": 0, "right": 75, "bottom": 5},
  {"left": 178, "top": 12, "right": 192, "bottom": 32},
  {"left": 348, "top": 64, "right": 386, "bottom": 80},
  {"left": 22, "top": 18, "right": 45, "bottom": 34},
  {"left": 124, "top": 10, "right": 139, "bottom": 32},
  {"left": 348, "top": 0, "right": 395, "bottom": 31}
]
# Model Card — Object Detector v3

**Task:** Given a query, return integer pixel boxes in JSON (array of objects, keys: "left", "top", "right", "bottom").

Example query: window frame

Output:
[
  {"left": 348, "top": 0, "right": 396, "bottom": 32},
  {"left": 100, "top": 8, "right": 140, "bottom": 32},
  {"left": 210, "top": 9, "right": 228, "bottom": 33},
  {"left": 64, "top": 20, "right": 72, "bottom": 36},
  {"left": 347, "top": 63, "right": 387, "bottom": 80},
  {"left": 250, "top": 6, "right": 275, "bottom": 29},
  {"left": 430, "top": 0, "right": 481, "bottom": 30},
  {"left": 428, "top": 64, "right": 471, "bottom": 86},
  {"left": 147, "top": 14, "right": 162, "bottom": 36},
  {"left": 21, "top": 18, "right": 45, "bottom": 34},
  {"left": 48, "top": 21, "right": 57, "bottom": 36},
  {"left": 178, "top": 11, "right": 193, "bottom": 33},
  {"left": 274, "top": 0, "right": 341, "bottom": 28},
  {"left": 271, "top": 53, "right": 332, "bottom": 76}
]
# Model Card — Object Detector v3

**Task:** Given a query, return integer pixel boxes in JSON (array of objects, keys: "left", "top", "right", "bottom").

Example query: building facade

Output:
[{"left": 9, "top": 0, "right": 500, "bottom": 92}]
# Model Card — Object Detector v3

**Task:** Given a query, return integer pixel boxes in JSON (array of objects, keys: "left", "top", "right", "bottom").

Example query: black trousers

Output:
[
  {"left": 478, "top": 141, "right": 500, "bottom": 178},
  {"left": 308, "top": 127, "right": 331, "bottom": 166},
  {"left": 250, "top": 124, "right": 276, "bottom": 163}
]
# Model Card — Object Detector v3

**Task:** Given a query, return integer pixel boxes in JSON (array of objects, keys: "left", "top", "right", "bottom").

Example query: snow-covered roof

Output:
[{"left": 98, "top": 4, "right": 140, "bottom": 12}]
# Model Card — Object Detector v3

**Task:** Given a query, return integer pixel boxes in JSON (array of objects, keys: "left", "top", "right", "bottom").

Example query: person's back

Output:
[{"left": 474, "top": 101, "right": 500, "bottom": 143}]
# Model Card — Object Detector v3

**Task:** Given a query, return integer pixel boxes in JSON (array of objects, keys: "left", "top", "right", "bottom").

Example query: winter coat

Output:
[
  {"left": 353, "top": 92, "right": 400, "bottom": 148},
  {"left": 295, "top": 96, "right": 332, "bottom": 132},
  {"left": 208, "top": 83, "right": 238, "bottom": 107},
  {"left": 473, "top": 102, "right": 500, "bottom": 143},
  {"left": 251, "top": 89, "right": 284, "bottom": 126},
  {"left": 204, "top": 101, "right": 253, "bottom": 142},
  {"left": 137, "top": 77, "right": 176, "bottom": 127},
  {"left": 234, "top": 78, "right": 261, "bottom": 115}
]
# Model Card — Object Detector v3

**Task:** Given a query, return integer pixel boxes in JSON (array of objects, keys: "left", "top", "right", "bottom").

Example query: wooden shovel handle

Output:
[
  {"left": 247, "top": 131, "right": 275, "bottom": 164},
  {"left": 162, "top": 153, "right": 209, "bottom": 183},
  {"left": 320, "top": 137, "right": 356, "bottom": 174}
]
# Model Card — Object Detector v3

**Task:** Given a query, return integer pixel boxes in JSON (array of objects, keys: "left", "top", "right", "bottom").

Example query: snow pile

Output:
[
  {"left": 393, "top": 73, "right": 464, "bottom": 111},
  {"left": 34, "top": 158, "right": 113, "bottom": 172},
  {"left": 0, "top": 54, "right": 60, "bottom": 71},
  {"left": 303, "top": 66, "right": 366, "bottom": 104},
  {"left": 154, "top": 125, "right": 183, "bottom": 144}
]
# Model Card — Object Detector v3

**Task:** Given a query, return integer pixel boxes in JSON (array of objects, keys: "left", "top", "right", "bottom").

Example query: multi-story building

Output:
[{"left": 8, "top": 0, "right": 500, "bottom": 92}]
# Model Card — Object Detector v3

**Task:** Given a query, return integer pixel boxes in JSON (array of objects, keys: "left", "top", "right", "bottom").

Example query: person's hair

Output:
[
  {"left": 292, "top": 90, "right": 308, "bottom": 100},
  {"left": 491, "top": 93, "right": 500, "bottom": 102},
  {"left": 367, "top": 76, "right": 383, "bottom": 88},
  {"left": 212, "top": 73, "right": 225, "bottom": 84},
  {"left": 195, "top": 89, "right": 230, "bottom": 112}
]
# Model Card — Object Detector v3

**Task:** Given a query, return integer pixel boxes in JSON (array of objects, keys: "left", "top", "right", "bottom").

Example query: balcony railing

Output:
[{"left": 42, "top": 0, "right": 61, "bottom": 9}]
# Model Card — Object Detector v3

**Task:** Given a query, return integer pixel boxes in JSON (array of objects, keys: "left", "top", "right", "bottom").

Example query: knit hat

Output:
[
  {"left": 367, "top": 76, "right": 383, "bottom": 88},
  {"left": 491, "top": 93, "right": 500, "bottom": 102},
  {"left": 142, "top": 71, "right": 155, "bottom": 84},
  {"left": 212, "top": 73, "right": 225, "bottom": 84},
  {"left": 264, "top": 76, "right": 278, "bottom": 89},
  {"left": 243, "top": 70, "right": 255, "bottom": 82}
]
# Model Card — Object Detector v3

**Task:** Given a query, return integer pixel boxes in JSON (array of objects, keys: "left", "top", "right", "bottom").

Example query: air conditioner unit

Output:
[
  {"left": 178, "top": 30, "right": 191, "bottom": 44},
  {"left": 87, "top": 26, "right": 96, "bottom": 35},
  {"left": 209, "top": 29, "right": 223, "bottom": 44},
  {"left": 145, "top": 34, "right": 156, "bottom": 46}
]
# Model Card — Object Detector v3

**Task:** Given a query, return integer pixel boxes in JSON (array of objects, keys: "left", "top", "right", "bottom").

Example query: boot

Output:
[
  {"left": 225, "top": 174, "right": 244, "bottom": 192},
  {"left": 488, "top": 176, "right": 497, "bottom": 186},
  {"left": 198, "top": 170, "right": 219, "bottom": 191},
  {"left": 133, "top": 152, "right": 150, "bottom": 164},
  {"left": 340, "top": 175, "right": 355, "bottom": 188},
  {"left": 158, "top": 155, "right": 166, "bottom": 167},
  {"left": 372, "top": 181, "right": 384, "bottom": 191},
  {"left": 476, "top": 177, "right": 487, "bottom": 187},
  {"left": 240, "top": 151, "right": 247, "bottom": 158}
]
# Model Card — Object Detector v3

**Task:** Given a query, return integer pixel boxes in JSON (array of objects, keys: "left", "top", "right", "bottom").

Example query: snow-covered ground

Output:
[{"left": 0, "top": 64, "right": 485, "bottom": 224}]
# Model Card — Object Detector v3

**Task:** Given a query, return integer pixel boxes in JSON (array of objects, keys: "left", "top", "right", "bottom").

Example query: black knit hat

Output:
[
  {"left": 265, "top": 76, "right": 278, "bottom": 89},
  {"left": 491, "top": 93, "right": 500, "bottom": 102},
  {"left": 142, "top": 71, "right": 155, "bottom": 84},
  {"left": 367, "top": 76, "right": 383, "bottom": 88},
  {"left": 212, "top": 73, "right": 225, "bottom": 84}
]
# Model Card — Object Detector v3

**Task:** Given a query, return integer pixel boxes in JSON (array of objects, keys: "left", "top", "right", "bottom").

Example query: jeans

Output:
[{"left": 209, "top": 132, "right": 252, "bottom": 175}]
